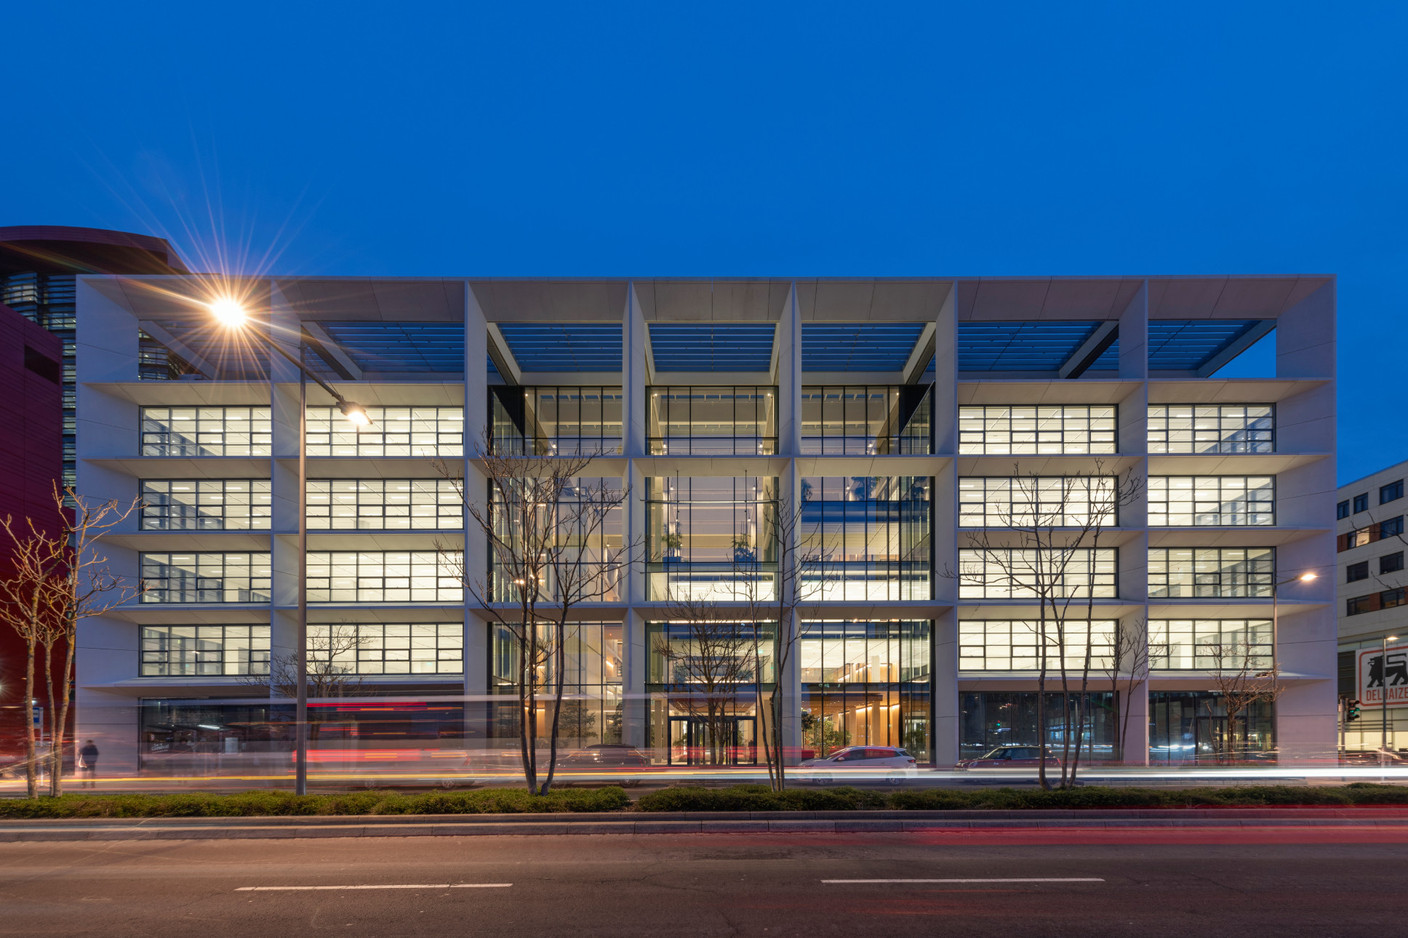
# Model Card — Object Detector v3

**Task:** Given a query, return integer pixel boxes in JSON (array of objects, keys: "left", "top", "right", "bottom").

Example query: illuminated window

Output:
[
  {"left": 141, "top": 406, "right": 271, "bottom": 456},
  {"left": 140, "top": 553, "right": 271, "bottom": 604},
  {"left": 958, "top": 405, "right": 1116, "bottom": 455},
  {"left": 1148, "top": 547, "right": 1275, "bottom": 598},
  {"left": 1147, "top": 404, "right": 1274, "bottom": 454},
  {"left": 1148, "top": 619, "right": 1272, "bottom": 670},
  {"left": 801, "top": 386, "right": 932, "bottom": 455},
  {"left": 648, "top": 386, "right": 777, "bottom": 455},
  {"left": 1148, "top": 476, "right": 1275, "bottom": 526},
  {"left": 309, "top": 623, "right": 463, "bottom": 675},
  {"left": 307, "top": 479, "right": 461, "bottom": 530},
  {"left": 958, "top": 619, "right": 1117, "bottom": 671},
  {"left": 958, "top": 476, "right": 1118, "bottom": 528},
  {"left": 141, "top": 479, "right": 271, "bottom": 531},
  {"left": 305, "top": 406, "right": 463, "bottom": 457},
  {"left": 140, "top": 625, "right": 270, "bottom": 676},
  {"left": 306, "top": 551, "right": 462, "bottom": 603},
  {"left": 958, "top": 549, "right": 1117, "bottom": 599}
]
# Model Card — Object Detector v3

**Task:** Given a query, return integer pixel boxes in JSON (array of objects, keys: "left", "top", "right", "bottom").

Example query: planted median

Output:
[{"left": 3, "top": 783, "right": 1408, "bottom": 819}]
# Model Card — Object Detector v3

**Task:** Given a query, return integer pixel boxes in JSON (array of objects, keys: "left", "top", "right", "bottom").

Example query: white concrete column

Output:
[
  {"left": 622, "top": 608, "right": 649, "bottom": 750},
  {"left": 931, "top": 607, "right": 959, "bottom": 765},
  {"left": 775, "top": 284, "right": 801, "bottom": 456},
  {"left": 463, "top": 285, "right": 490, "bottom": 704},
  {"left": 1117, "top": 281, "right": 1149, "bottom": 382}
]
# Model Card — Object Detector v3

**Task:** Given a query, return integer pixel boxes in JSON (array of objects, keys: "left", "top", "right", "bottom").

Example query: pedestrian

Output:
[{"left": 79, "top": 739, "right": 99, "bottom": 789}]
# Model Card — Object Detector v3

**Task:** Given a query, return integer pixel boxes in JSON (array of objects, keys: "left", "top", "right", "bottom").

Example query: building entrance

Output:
[{"left": 667, "top": 715, "right": 757, "bottom": 765}]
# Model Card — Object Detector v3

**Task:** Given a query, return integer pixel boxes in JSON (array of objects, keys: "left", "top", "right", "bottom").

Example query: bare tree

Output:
[
  {"left": 730, "top": 482, "right": 833, "bottom": 793},
  {"left": 953, "top": 466, "right": 1140, "bottom": 789},
  {"left": 442, "top": 432, "right": 634, "bottom": 795},
  {"left": 1099, "top": 618, "right": 1150, "bottom": 764},
  {"left": 652, "top": 595, "right": 761, "bottom": 766},
  {"left": 1201, "top": 633, "right": 1284, "bottom": 763},
  {"left": 240, "top": 624, "right": 368, "bottom": 740},
  {"left": 0, "top": 484, "right": 144, "bottom": 797}
]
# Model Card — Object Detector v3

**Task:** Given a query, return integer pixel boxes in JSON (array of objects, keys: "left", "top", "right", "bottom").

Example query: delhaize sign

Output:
[{"left": 1357, "top": 643, "right": 1408, "bottom": 708}]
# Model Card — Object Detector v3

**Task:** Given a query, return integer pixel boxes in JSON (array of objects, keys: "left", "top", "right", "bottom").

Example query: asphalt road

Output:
[{"left": 2, "top": 828, "right": 1406, "bottom": 937}]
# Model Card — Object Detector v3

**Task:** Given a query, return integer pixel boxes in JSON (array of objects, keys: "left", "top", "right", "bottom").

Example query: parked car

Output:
[
  {"left": 797, "top": 746, "right": 917, "bottom": 783},
  {"left": 555, "top": 744, "right": 652, "bottom": 768},
  {"left": 954, "top": 745, "right": 1063, "bottom": 770},
  {"left": 1340, "top": 748, "right": 1406, "bottom": 766}
]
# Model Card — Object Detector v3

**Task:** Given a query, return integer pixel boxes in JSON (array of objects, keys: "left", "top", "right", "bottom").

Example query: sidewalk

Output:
[{"left": 5, "top": 807, "right": 1408, "bottom": 842}]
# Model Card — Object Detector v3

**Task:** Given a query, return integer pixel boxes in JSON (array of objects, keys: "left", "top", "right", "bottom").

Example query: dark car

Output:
[
  {"left": 555, "top": 744, "right": 652, "bottom": 768},
  {"left": 955, "top": 745, "right": 1062, "bottom": 770}
]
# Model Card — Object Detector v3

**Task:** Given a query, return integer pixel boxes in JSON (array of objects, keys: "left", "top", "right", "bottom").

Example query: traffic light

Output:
[{"left": 1347, "top": 699, "right": 1362, "bottom": 722}]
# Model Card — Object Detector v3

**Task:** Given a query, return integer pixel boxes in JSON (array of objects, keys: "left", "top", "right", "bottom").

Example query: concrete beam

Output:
[
  {"left": 301, "top": 322, "right": 364, "bottom": 381},
  {"left": 1058, "top": 321, "right": 1117, "bottom": 379},
  {"left": 137, "top": 320, "right": 215, "bottom": 378},
  {"left": 1195, "top": 319, "right": 1275, "bottom": 378}
]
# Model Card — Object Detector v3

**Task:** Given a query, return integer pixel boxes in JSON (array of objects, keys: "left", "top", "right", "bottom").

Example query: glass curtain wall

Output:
[
  {"left": 489, "top": 622, "right": 624, "bottom": 749},
  {"left": 646, "top": 620, "right": 776, "bottom": 765},
  {"left": 800, "top": 477, "right": 932, "bottom": 602},
  {"left": 800, "top": 385, "right": 933, "bottom": 455},
  {"left": 1148, "top": 692, "right": 1275, "bottom": 763},
  {"left": 489, "top": 477, "right": 625, "bottom": 602},
  {"left": 646, "top": 477, "right": 778, "bottom": 601},
  {"left": 799, "top": 620, "right": 931, "bottom": 761},
  {"left": 647, "top": 386, "right": 777, "bottom": 455},
  {"left": 490, "top": 386, "right": 623, "bottom": 455},
  {"left": 959, "top": 691, "right": 1117, "bottom": 761}
]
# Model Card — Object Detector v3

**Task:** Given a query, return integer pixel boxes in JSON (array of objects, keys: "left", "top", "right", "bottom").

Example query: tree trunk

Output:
[
  {"left": 47, "top": 633, "right": 76, "bottom": 797},
  {"left": 22, "top": 641, "right": 37, "bottom": 799}
]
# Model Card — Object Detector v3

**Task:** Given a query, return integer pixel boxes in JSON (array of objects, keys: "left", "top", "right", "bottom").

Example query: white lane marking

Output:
[
  {"left": 822, "top": 873, "right": 1103, "bottom": 878},
  {"left": 236, "top": 884, "right": 512, "bottom": 891}
]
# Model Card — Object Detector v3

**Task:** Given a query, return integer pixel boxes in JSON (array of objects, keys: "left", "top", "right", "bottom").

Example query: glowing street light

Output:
[
  {"left": 208, "top": 299, "right": 370, "bottom": 796},
  {"left": 208, "top": 297, "right": 249, "bottom": 328}
]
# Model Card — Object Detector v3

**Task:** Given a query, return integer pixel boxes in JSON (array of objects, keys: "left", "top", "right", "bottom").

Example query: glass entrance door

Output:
[{"left": 668, "top": 716, "right": 757, "bottom": 765}]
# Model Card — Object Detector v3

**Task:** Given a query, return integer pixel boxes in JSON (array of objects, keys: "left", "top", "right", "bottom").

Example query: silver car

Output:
[{"left": 798, "top": 746, "right": 918, "bottom": 783}]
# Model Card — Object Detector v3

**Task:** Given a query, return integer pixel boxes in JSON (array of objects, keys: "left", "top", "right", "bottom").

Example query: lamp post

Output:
[
  {"left": 212, "top": 299, "right": 368, "bottom": 795},
  {"left": 1269, "top": 571, "right": 1318, "bottom": 681},
  {"left": 1383, "top": 634, "right": 1400, "bottom": 766}
]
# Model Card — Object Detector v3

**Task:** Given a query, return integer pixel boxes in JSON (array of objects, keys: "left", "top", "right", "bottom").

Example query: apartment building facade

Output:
[
  {"left": 1337, "top": 460, "right": 1408, "bottom": 752},
  {"left": 69, "top": 275, "right": 1339, "bottom": 773}
]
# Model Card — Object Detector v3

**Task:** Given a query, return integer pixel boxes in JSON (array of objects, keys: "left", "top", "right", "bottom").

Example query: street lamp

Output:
[
  {"left": 211, "top": 298, "right": 369, "bottom": 795},
  {"left": 1383, "top": 634, "right": 1400, "bottom": 765},
  {"left": 1270, "top": 571, "right": 1317, "bottom": 680}
]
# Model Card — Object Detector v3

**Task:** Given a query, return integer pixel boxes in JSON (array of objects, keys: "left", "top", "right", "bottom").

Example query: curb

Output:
[{"left": 5, "top": 808, "right": 1408, "bottom": 842}]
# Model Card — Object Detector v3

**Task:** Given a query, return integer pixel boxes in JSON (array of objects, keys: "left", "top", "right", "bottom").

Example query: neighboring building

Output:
[
  {"left": 0, "top": 227, "right": 188, "bottom": 764},
  {"left": 1336, "top": 460, "right": 1408, "bottom": 752},
  {"left": 0, "top": 302, "right": 64, "bottom": 760},
  {"left": 70, "top": 275, "right": 1339, "bottom": 774}
]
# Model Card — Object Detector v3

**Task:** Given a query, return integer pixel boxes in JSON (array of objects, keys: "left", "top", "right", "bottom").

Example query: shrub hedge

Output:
[
  {"left": 2, "top": 783, "right": 1406, "bottom": 819},
  {"left": 0, "top": 786, "right": 631, "bottom": 819}
]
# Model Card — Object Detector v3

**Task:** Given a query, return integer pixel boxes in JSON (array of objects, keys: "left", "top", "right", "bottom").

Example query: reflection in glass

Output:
[
  {"left": 801, "top": 385, "right": 932, "bottom": 455},
  {"left": 648, "top": 386, "right": 776, "bottom": 455},
  {"left": 800, "top": 477, "right": 932, "bottom": 602},
  {"left": 800, "top": 620, "right": 930, "bottom": 761}
]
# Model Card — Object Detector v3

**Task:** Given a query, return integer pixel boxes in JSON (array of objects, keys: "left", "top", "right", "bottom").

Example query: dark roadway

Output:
[{"left": 1, "top": 828, "right": 1406, "bottom": 937}]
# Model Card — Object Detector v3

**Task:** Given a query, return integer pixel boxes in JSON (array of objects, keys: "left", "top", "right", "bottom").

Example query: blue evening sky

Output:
[{"left": 5, "top": 1, "right": 1403, "bottom": 484}]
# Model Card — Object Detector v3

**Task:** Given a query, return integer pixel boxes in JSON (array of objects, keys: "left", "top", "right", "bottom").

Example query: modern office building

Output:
[
  {"left": 1337, "top": 460, "right": 1408, "bottom": 752},
  {"left": 69, "top": 275, "right": 1339, "bottom": 773}
]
